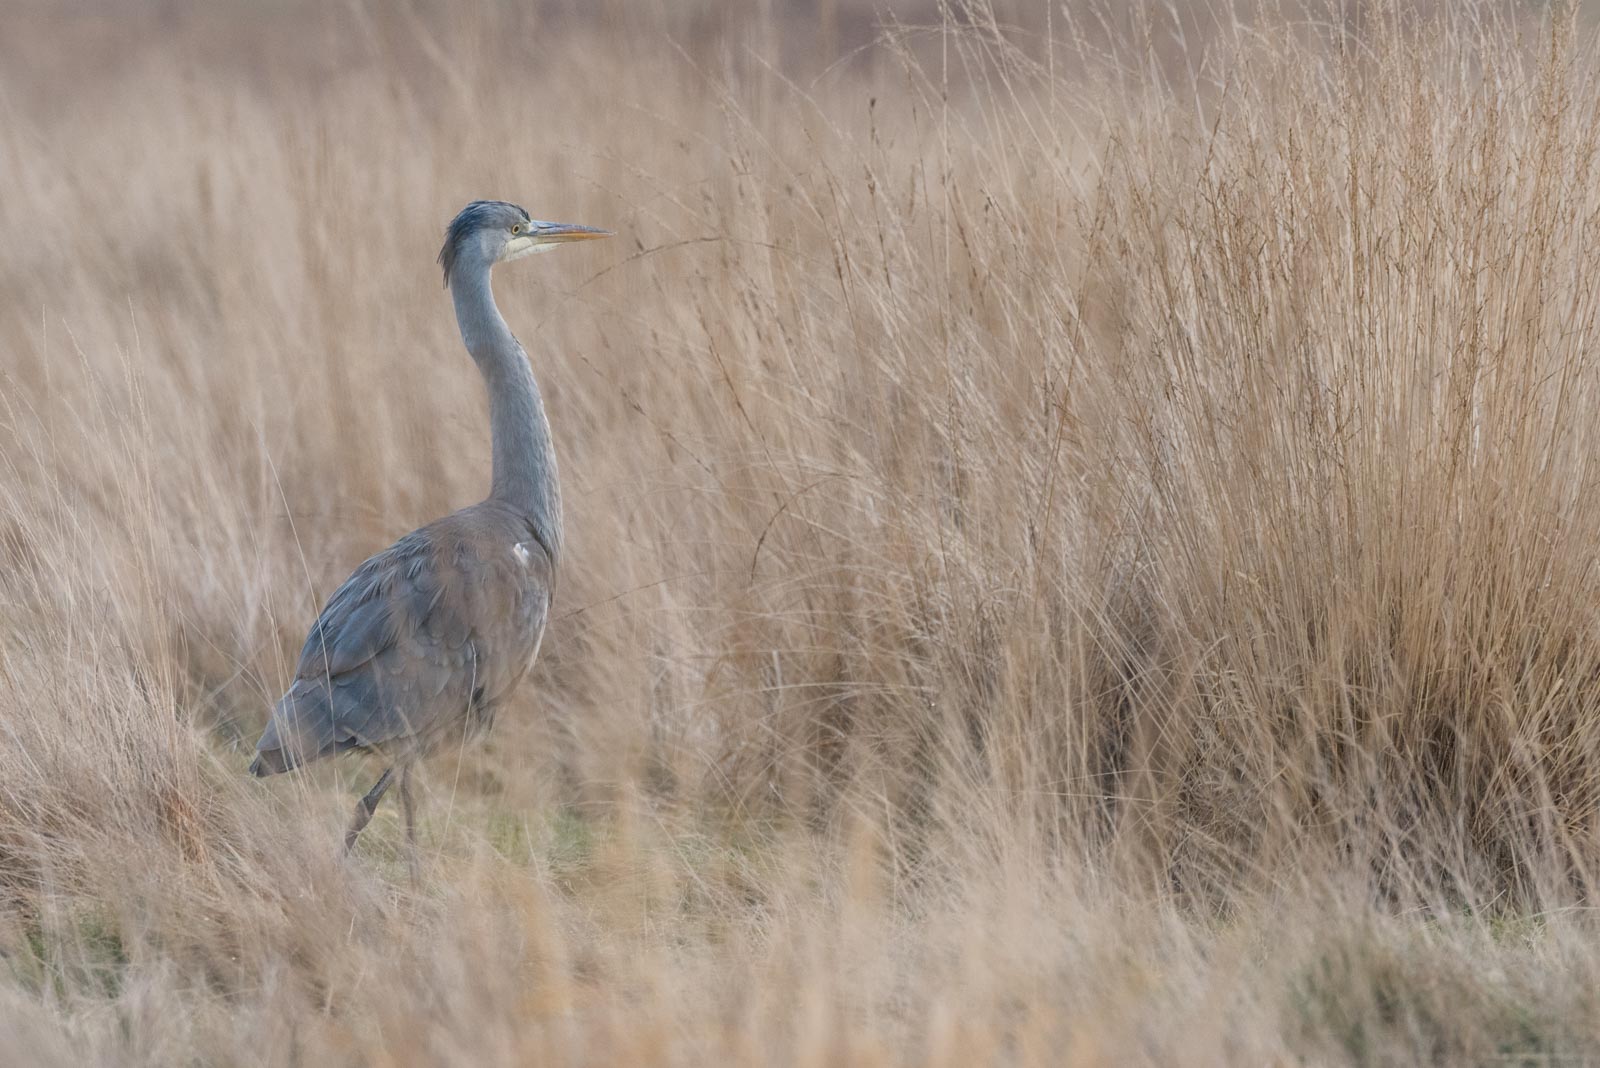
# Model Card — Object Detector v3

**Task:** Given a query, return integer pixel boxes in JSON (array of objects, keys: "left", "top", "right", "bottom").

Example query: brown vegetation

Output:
[{"left": 4, "top": 1, "right": 1600, "bottom": 1062}]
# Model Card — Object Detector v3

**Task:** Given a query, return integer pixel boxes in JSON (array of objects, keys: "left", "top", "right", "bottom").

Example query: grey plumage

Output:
[
  {"left": 250, "top": 505, "right": 551, "bottom": 773},
  {"left": 251, "top": 200, "right": 609, "bottom": 861},
  {"left": 439, "top": 200, "right": 528, "bottom": 288}
]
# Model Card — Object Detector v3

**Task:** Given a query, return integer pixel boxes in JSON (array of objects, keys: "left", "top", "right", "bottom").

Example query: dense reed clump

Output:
[{"left": 4, "top": 1, "right": 1600, "bottom": 1062}]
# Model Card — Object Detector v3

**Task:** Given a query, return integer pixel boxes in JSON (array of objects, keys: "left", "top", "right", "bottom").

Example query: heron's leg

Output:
[
  {"left": 397, "top": 764, "right": 420, "bottom": 885},
  {"left": 342, "top": 766, "right": 395, "bottom": 854}
]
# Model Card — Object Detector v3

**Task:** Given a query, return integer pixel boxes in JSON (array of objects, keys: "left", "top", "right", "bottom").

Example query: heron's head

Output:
[{"left": 438, "top": 200, "right": 610, "bottom": 288}]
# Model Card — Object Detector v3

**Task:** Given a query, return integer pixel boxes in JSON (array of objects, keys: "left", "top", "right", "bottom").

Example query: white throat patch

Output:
[{"left": 501, "top": 235, "right": 557, "bottom": 263}]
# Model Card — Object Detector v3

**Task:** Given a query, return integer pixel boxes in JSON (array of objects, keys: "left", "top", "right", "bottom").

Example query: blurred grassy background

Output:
[{"left": 7, "top": 1, "right": 1600, "bottom": 1064}]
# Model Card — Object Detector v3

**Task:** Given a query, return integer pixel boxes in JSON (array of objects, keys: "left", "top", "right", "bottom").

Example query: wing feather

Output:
[{"left": 252, "top": 507, "right": 552, "bottom": 775}]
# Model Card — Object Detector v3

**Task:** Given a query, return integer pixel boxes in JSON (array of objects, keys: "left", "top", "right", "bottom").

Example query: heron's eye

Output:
[{"left": 511, "top": 224, "right": 522, "bottom": 235}]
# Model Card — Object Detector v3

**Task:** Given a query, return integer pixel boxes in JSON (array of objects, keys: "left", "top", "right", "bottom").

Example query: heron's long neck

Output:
[{"left": 451, "top": 266, "right": 562, "bottom": 563}]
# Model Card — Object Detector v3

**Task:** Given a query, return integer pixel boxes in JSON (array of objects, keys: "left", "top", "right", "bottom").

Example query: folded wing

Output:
[{"left": 251, "top": 527, "right": 478, "bottom": 774}]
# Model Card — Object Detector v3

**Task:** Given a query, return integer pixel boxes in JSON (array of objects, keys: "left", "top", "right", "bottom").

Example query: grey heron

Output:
[{"left": 250, "top": 200, "right": 609, "bottom": 864}]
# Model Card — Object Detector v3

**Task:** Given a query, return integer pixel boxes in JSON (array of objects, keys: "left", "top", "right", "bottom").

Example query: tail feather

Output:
[
  {"left": 251, "top": 681, "right": 340, "bottom": 776},
  {"left": 249, "top": 748, "right": 292, "bottom": 777}
]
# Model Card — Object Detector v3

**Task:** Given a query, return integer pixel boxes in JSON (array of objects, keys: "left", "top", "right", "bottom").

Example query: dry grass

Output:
[{"left": 5, "top": 0, "right": 1600, "bottom": 1062}]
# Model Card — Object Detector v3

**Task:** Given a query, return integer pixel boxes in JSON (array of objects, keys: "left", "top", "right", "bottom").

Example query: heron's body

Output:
[
  {"left": 249, "top": 200, "right": 608, "bottom": 858},
  {"left": 249, "top": 501, "right": 553, "bottom": 775}
]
